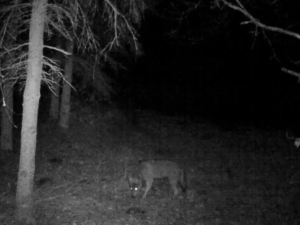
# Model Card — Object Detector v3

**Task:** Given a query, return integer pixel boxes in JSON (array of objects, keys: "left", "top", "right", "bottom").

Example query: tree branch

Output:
[
  {"left": 217, "top": 0, "right": 300, "bottom": 40},
  {"left": 216, "top": 0, "right": 300, "bottom": 80},
  {"left": 103, "top": 0, "right": 138, "bottom": 52},
  {"left": 282, "top": 68, "right": 300, "bottom": 83}
]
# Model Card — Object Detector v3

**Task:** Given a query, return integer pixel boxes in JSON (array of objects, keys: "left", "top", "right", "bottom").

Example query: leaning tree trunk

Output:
[
  {"left": 49, "top": 39, "right": 63, "bottom": 120},
  {"left": 59, "top": 40, "right": 74, "bottom": 129},
  {"left": 16, "top": 0, "right": 47, "bottom": 223},
  {"left": 1, "top": 82, "right": 14, "bottom": 151}
]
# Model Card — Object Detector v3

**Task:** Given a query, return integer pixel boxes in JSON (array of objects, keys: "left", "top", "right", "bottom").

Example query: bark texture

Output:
[
  {"left": 59, "top": 40, "right": 74, "bottom": 129},
  {"left": 16, "top": 0, "right": 47, "bottom": 223}
]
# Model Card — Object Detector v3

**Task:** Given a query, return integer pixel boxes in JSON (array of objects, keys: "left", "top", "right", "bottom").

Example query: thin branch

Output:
[
  {"left": 218, "top": 0, "right": 300, "bottom": 40},
  {"left": 282, "top": 68, "right": 300, "bottom": 83},
  {"left": 2, "top": 43, "right": 28, "bottom": 54},
  {"left": 217, "top": 0, "right": 300, "bottom": 80},
  {"left": 103, "top": 0, "right": 138, "bottom": 52},
  {"left": 44, "top": 45, "right": 71, "bottom": 56}
]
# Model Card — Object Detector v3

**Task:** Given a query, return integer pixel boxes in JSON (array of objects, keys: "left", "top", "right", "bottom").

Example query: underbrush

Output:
[{"left": 0, "top": 108, "right": 299, "bottom": 224}]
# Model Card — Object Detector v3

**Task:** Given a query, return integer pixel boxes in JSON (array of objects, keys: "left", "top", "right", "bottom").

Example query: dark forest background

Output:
[{"left": 111, "top": 0, "right": 300, "bottom": 132}]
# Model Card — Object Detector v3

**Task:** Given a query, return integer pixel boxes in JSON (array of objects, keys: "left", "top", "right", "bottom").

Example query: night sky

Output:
[{"left": 117, "top": 1, "right": 300, "bottom": 131}]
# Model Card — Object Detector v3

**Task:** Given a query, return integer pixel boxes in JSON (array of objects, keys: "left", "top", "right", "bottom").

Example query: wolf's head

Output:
[{"left": 128, "top": 176, "right": 142, "bottom": 198}]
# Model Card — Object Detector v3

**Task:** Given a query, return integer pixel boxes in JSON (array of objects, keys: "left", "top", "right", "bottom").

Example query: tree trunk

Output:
[
  {"left": 59, "top": 40, "right": 74, "bottom": 129},
  {"left": 16, "top": 0, "right": 47, "bottom": 223},
  {"left": 49, "top": 83, "right": 60, "bottom": 120},
  {"left": 1, "top": 83, "right": 14, "bottom": 151},
  {"left": 49, "top": 39, "right": 63, "bottom": 120},
  {"left": 0, "top": 0, "right": 21, "bottom": 152}
]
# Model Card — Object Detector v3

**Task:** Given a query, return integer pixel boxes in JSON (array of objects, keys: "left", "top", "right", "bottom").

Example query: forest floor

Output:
[{"left": 0, "top": 105, "right": 300, "bottom": 225}]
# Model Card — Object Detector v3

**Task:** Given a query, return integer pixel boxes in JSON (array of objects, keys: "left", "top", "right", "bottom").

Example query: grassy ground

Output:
[{"left": 0, "top": 106, "right": 300, "bottom": 224}]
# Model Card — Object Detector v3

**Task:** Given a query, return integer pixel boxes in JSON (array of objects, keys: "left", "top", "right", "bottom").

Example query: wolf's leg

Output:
[
  {"left": 169, "top": 177, "right": 179, "bottom": 197},
  {"left": 142, "top": 178, "right": 153, "bottom": 198}
]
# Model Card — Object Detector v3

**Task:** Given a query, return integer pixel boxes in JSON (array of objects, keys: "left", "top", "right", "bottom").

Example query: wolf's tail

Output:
[{"left": 179, "top": 169, "right": 188, "bottom": 193}]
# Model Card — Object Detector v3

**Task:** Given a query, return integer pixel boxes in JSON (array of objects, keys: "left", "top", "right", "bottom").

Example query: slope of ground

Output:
[{"left": 0, "top": 107, "right": 299, "bottom": 224}]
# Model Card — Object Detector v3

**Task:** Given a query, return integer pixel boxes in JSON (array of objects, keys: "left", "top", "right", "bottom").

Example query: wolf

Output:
[{"left": 128, "top": 160, "right": 187, "bottom": 198}]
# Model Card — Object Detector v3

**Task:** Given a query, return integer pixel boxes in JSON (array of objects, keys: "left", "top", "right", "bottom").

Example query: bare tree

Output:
[
  {"left": 0, "top": 0, "right": 97, "bottom": 222},
  {"left": 56, "top": 0, "right": 146, "bottom": 128},
  {"left": 0, "top": 0, "right": 21, "bottom": 151},
  {"left": 59, "top": 40, "right": 74, "bottom": 128},
  {"left": 49, "top": 37, "right": 64, "bottom": 121},
  {"left": 0, "top": 0, "right": 146, "bottom": 223},
  {"left": 15, "top": 1, "right": 48, "bottom": 223}
]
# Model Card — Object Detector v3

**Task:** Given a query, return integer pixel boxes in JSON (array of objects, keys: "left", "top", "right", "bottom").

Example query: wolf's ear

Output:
[
  {"left": 128, "top": 176, "right": 139, "bottom": 183},
  {"left": 128, "top": 176, "right": 132, "bottom": 182},
  {"left": 128, "top": 175, "right": 135, "bottom": 183}
]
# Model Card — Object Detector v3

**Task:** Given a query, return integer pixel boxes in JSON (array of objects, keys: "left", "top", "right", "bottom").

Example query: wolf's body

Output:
[{"left": 128, "top": 160, "right": 187, "bottom": 198}]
